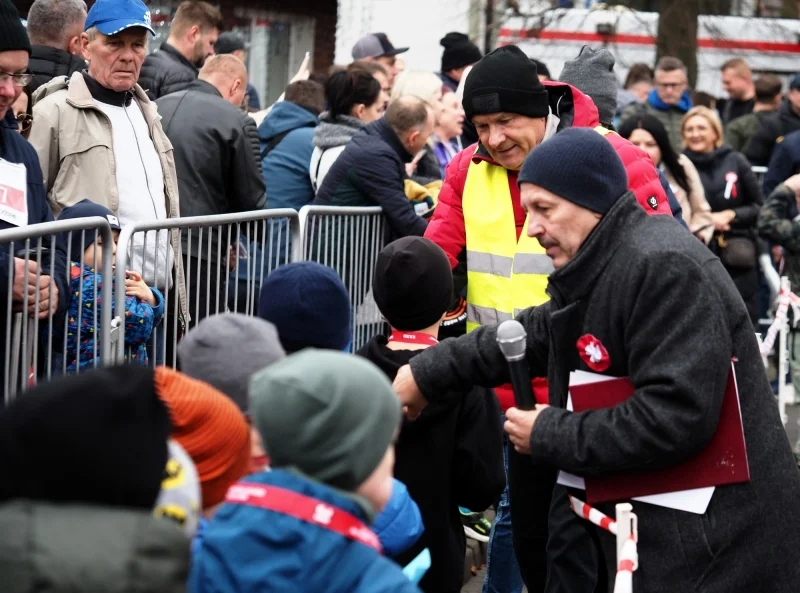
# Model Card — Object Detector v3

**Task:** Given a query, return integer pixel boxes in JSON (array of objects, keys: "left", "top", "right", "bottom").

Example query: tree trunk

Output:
[{"left": 656, "top": 0, "right": 699, "bottom": 88}]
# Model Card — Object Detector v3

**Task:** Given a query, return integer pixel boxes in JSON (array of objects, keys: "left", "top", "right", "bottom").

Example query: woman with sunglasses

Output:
[{"left": 11, "top": 85, "right": 32, "bottom": 139}]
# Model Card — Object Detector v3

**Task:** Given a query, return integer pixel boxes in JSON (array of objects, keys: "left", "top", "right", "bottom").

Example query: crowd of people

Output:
[{"left": 2, "top": 0, "right": 800, "bottom": 592}]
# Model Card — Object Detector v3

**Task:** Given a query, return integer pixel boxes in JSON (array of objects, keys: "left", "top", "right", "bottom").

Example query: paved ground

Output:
[{"left": 461, "top": 565, "right": 487, "bottom": 593}]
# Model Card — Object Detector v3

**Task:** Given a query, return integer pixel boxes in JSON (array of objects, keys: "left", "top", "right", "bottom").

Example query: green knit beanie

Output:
[{"left": 249, "top": 350, "right": 401, "bottom": 491}]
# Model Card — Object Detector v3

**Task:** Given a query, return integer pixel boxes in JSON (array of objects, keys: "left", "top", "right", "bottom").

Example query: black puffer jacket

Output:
[
  {"left": 139, "top": 43, "right": 198, "bottom": 100},
  {"left": 27, "top": 46, "right": 86, "bottom": 94}
]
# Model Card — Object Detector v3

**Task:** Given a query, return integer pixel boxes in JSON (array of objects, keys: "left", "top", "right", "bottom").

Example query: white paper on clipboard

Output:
[
  {"left": 556, "top": 370, "right": 715, "bottom": 514},
  {"left": 0, "top": 158, "right": 28, "bottom": 227}
]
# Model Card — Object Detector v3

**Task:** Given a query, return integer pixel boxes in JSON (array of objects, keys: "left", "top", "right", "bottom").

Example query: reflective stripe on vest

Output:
[{"left": 462, "top": 157, "right": 551, "bottom": 333}]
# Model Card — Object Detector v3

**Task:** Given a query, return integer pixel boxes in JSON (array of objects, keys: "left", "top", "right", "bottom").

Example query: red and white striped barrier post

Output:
[
  {"left": 569, "top": 495, "right": 638, "bottom": 593},
  {"left": 614, "top": 536, "right": 637, "bottom": 593},
  {"left": 759, "top": 277, "right": 798, "bottom": 426}
]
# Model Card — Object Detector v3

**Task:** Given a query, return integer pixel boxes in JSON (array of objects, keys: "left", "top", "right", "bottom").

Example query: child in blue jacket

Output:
[
  {"left": 190, "top": 351, "right": 423, "bottom": 593},
  {"left": 57, "top": 200, "right": 163, "bottom": 371}
]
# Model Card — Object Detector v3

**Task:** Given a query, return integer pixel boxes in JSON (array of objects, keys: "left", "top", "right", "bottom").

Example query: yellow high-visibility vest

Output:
[{"left": 463, "top": 158, "right": 553, "bottom": 333}]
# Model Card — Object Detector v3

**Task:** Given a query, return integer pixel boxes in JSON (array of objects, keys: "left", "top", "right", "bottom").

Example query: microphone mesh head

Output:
[{"left": 496, "top": 319, "right": 527, "bottom": 359}]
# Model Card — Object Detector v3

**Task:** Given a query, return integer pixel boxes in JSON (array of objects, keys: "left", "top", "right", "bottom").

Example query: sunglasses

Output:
[{"left": 16, "top": 113, "right": 33, "bottom": 133}]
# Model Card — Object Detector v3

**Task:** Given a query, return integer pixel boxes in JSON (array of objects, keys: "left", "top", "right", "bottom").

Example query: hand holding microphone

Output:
[
  {"left": 496, "top": 320, "right": 536, "bottom": 410},
  {"left": 497, "top": 319, "right": 549, "bottom": 454}
]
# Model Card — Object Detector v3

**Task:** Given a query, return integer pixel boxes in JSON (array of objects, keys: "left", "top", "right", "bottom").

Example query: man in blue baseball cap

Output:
[
  {"left": 85, "top": 0, "right": 155, "bottom": 38},
  {"left": 29, "top": 0, "right": 190, "bottom": 356}
]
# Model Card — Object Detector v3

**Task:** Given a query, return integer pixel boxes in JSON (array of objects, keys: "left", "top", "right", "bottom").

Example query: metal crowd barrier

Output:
[
  {"left": 1, "top": 217, "right": 115, "bottom": 404},
  {"left": 751, "top": 165, "right": 768, "bottom": 187},
  {"left": 113, "top": 210, "right": 300, "bottom": 368},
  {"left": 298, "top": 206, "right": 388, "bottom": 351},
  {"left": 4, "top": 206, "right": 390, "bottom": 394}
]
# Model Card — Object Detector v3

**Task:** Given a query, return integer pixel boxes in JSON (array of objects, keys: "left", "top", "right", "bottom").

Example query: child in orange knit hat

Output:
[{"left": 154, "top": 367, "right": 251, "bottom": 516}]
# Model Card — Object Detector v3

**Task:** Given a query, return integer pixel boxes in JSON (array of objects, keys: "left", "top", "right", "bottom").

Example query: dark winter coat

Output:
[
  {"left": 744, "top": 99, "right": 800, "bottom": 166},
  {"left": 408, "top": 192, "right": 800, "bottom": 593},
  {"left": 140, "top": 43, "right": 198, "bottom": 101},
  {"left": 156, "top": 79, "right": 266, "bottom": 263},
  {"left": 358, "top": 338, "right": 504, "bottom": 593},
  {"left": 27, "top": 46, "right": 86, "bottom": 94},
  {"left": 762, "top": 128, "right": 800, "bottom": 196},
  {"left": 314, "top": 117, "right": 428, "bottom": 238},
  {"left": 0, "top": 109, "right": 69, "bottom": 395},
  {"left": 684, "top": 146, "right": 762, "bottom": 324},
  {"left": 683, "top": 146, "right": 762, "bottom": 238}
]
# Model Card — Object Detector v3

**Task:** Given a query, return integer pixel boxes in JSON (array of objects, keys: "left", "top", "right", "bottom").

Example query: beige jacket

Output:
[
  {"left": 29, "top": 72, "right": 188, "bottom": 321},
  {"left": 665, "top": 154, "right": 714, "bottom": 244}
]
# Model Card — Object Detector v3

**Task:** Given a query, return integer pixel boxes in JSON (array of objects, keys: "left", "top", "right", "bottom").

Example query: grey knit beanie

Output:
[
  {"left": 559, "top": 45, "right": 618, "bottom": 125},
  {"left": 177, "top": 314, "right": 286, "bottom": 413},
  {"left": 249, "top": 350, "right": 401, "bottom": 493}
]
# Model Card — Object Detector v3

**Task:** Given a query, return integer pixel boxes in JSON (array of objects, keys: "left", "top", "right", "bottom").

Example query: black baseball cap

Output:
[
  {"left": 215, "top": 32, "right": 248, "bottom": 55},
  {"left": 352, "top": 33, "right": 408, "bottom": 60}
]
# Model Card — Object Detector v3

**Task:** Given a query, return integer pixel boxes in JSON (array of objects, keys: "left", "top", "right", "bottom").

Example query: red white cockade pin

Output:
[{"left": 576, "top": 334, "right": 611, "bottom": 372}]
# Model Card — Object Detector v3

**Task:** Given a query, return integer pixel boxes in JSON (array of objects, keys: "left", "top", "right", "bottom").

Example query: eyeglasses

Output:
[
  {"left": 655, "top": 82, "right": 685, "bottom": 90},
  {"left": 16, "top": 113, "right": 33, "bottom": 133},
  {"left": 0, "top": 71, "right": 33, "bottom": 87}
]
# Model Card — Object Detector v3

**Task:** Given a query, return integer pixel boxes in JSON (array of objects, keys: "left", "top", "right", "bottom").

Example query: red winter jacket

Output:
[
  {"left": 425, "top": 81, "right": 671, "bottom": 268},
  {"left": 425, "top": 82, "right": 671, "bottom": 410}
]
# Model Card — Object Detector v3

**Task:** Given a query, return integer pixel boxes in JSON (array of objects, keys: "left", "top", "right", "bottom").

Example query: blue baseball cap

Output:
[{"left": 85, "top": 0, "right": 156, "bottom": 37}]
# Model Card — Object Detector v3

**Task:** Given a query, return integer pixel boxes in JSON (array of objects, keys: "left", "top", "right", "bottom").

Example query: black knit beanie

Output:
[
  {"left": 0, "top": 366, "right": 171, "bottom": 510},
  {"left": 373, "top": 237, "right": 453, "bottom": 331},
  {"left": 0, "top": 0, "right": 31, "bottom": 54},
  {"left": 517, "top": 128, "right": 628, "bottom": 214},
  {"left": 440, "top": 32, "right": 482, "bottom": 73},
  {"left": 463, "top": 45, "right": 549, "bottom": 122}
]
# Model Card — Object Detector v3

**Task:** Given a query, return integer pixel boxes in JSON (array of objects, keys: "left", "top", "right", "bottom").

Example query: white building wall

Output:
[{"left": 335, "top": 0, "right": 477, "bottom": 71}]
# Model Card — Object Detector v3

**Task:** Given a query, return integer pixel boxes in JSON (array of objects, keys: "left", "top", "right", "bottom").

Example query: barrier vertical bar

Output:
[
  {"left": 778, "top": 276, "right": 792, "bottom": 425},
  {"left": 614, "top": 503, "right": 637, "bottom": 571}
]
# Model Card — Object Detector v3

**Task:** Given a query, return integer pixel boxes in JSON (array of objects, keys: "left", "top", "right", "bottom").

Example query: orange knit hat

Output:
[{"left": 154, "top": 367, "right": 251, "bottom": 509}]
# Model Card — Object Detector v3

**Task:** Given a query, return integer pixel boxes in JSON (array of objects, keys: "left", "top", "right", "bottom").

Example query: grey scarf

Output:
[{"left": 313, "top": 113, "right": 366, "bottom": 150}]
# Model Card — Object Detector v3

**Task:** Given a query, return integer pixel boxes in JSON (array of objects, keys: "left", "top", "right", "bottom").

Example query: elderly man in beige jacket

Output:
[{"left": 29, "top": 0, "right": 188, "bottom": 336}]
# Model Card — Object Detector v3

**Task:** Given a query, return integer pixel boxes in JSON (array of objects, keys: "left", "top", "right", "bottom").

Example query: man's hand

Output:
[
  {"left": 12, "top": 258, "right": 58, "bottom": 319},
  {"left": 12, "top": 257, "right": 38, "bottom": 302},
  {"left": 405, "top": 151, "right": 425, "bottom": 178},
  {"left": 392, "top": 364, "right": 428, "bottom": 420},
  {"left": 32, "top": 276, "right": 59, "bottom": 319},
  {"left": 125, "top": 270, "right": 156, "bottom": 306},
  {"left": 504, "top": 405, "right": 550, "bottom": 455}
]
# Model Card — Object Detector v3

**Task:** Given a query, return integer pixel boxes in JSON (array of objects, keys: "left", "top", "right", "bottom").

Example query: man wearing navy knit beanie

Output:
[
  {"left": 421, "top": 43, "right": 680, "bottom": 593},
  {"left": 396, "top": 124, "right": 800, "bottom": 593},
  {"left": 516, "top": 128, "right": 628, "bottom": 268}
]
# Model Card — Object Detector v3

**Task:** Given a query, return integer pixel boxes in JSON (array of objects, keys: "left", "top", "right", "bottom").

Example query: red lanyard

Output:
[
  {"left": 226, "top": 482, "right": 382, "bottom": 553},
  {"left": 388, "top": 330, "right": 439, "bottom": 346}
]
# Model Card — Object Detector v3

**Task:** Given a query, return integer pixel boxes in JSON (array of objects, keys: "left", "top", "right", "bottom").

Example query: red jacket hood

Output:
[{"left": 471, "top": 81, "right": 601, "bottom": 165}]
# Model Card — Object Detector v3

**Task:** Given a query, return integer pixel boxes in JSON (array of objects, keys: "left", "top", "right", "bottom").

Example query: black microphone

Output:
[{"left": 496, "top": 320, "right": 536, "bottom": 410}]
